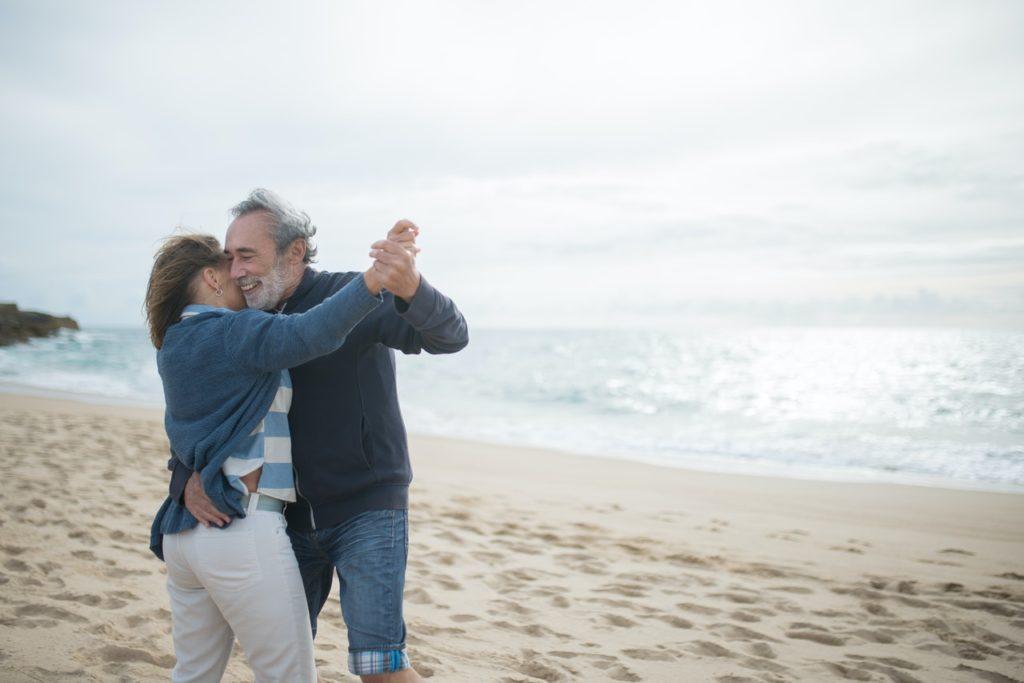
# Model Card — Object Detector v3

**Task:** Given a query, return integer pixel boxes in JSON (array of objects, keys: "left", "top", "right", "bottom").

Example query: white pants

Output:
[{"left": 163, "top": 497, "right": 315, "bottom": 683}]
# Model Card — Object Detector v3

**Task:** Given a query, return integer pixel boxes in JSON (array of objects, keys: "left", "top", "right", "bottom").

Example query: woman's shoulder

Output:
[{"left": 160, "top": 308, "right": 239, "bottom": 356}]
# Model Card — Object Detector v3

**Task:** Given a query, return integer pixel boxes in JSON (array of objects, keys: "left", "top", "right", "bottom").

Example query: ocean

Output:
[{"left": 2, "top": 326, "right": 1022, "bottom": 491}]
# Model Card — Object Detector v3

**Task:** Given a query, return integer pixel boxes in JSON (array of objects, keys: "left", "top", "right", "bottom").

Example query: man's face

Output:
[{"left": 225, "top": 211, "right": 291, "bottom": 310}]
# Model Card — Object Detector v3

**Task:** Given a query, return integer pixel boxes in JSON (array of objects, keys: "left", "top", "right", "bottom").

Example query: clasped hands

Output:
[{"left": 363, "top": 219, "right": 421, "bottom": 301}]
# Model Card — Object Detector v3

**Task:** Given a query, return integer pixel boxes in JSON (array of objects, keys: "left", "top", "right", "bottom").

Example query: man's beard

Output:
[{"left": 239, "top": 258, "right": 291, "bottom": 311}]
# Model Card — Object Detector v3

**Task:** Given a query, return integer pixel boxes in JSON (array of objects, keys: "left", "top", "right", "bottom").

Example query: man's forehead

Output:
[{"left": 226, "top": 212, "right": 275, "bottom": 250}]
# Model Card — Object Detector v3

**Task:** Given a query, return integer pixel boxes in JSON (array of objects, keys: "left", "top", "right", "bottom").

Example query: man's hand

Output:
[
  {"left": 184, "top": 471, "right": 231, "bottom": 528},
  {"left": 388, "top": 219, "right": 420, "bottom": 256},
  {"left": 370, "top": 237, "right": 421, "bottom": 302}
]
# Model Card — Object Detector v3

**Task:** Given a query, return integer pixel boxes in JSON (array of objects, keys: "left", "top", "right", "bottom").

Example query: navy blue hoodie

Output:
[{"left": 169, "top": 267, "right": 468, "bottom": 531}]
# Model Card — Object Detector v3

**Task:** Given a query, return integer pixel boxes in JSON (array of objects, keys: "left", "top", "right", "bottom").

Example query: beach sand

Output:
[{"left": 0, "top": 392, "right": 1022, "bottom": 682}]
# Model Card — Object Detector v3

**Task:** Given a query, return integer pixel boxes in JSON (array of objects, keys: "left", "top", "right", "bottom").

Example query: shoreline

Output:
[{"left": 3, "top": 382, "right": 1022, "bottom": 497}]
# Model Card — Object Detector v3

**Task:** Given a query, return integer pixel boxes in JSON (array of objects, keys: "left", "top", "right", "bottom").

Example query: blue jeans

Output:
[{"left": 287, "top": 509, "right": 410, "bottom": 676}]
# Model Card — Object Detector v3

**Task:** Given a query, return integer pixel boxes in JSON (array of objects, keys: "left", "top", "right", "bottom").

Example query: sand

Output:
[{"left": 0, "top": 391, "right": 1022, "bottom": 682}]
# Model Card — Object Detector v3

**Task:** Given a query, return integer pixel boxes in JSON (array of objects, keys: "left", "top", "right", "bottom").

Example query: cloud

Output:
[{"left": 0, "top": 0, "right": 1022, "bottom": 327}]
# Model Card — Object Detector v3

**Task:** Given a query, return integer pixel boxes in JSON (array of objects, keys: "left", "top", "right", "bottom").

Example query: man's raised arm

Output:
[{"left": 368, "top": 236, "right": 469, "bottom": 355}]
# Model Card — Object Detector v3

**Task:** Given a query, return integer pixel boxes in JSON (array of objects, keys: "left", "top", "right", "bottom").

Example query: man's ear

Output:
[{"left": 288, "top": 239, "right": 306, "bottom": 265}]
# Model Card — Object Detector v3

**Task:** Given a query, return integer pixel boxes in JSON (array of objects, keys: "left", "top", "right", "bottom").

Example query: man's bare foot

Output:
[{"left": 361, "top": 668, "right": 424, "bottom": 683}]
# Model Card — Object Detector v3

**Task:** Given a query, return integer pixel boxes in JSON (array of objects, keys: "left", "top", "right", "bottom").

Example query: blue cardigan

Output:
[{"left": 149, "top": 274, "right": 381, "bottom": 560}]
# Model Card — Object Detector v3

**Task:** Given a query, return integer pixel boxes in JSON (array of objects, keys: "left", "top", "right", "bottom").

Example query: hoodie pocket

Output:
[{"left": 359, "top": 415, "right": 378, "bottom": 480}]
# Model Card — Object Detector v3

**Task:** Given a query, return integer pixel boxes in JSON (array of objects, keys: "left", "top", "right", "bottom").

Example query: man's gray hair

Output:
[{"left": 231, "top": 188, "right": 318, "bottom": 263}]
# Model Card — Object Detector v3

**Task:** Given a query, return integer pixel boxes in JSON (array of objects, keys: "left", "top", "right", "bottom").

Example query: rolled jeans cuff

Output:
[{"left": 348, "top": 647, "right": 410, "bottom": 675}]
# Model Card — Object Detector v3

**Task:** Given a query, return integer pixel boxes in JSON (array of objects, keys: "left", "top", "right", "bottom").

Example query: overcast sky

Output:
[{"left": 1, "top": 0, "right": 1022, "bottom": 328}]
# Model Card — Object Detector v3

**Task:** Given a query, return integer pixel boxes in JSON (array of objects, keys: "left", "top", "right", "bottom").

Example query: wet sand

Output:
[{"left": 0, "top": 392, "right": 1022, "bottom": 682}]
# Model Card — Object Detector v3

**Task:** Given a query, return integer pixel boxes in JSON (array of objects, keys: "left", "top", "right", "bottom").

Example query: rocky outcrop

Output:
[{"left": 0, "top": 302, "right": 79, "bottom": 346}]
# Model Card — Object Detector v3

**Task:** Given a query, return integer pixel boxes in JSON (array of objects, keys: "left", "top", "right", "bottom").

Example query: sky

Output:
[{"left": 0, "top": 0, "right": 1022, "bottom": 329}]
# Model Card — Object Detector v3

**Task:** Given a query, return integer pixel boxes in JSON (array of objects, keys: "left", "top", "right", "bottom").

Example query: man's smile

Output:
[{"left": 237, "top": 277, "right": 261, "bottom": 292}]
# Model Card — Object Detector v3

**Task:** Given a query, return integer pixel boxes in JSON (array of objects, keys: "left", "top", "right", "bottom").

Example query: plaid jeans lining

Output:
[{"left": 348, "top": 648, "right": 411, "bottom": 675}]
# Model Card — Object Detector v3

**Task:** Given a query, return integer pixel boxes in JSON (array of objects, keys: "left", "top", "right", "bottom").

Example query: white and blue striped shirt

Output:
[{"left": 221, "top": 369, "right": 296, "bottom": 502}]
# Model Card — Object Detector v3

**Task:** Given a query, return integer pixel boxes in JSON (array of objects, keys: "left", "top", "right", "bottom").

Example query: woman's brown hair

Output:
[{"left": 145, "top": 233, "right": 229, "bottom": 349}]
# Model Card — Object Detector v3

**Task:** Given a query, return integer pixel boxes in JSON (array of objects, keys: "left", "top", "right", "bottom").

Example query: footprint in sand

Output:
[
  {"left": 36, "top": 561, "right": 61, "bottom": 575},
  {"left": 428, "top": 551, "right": 458, "bottom": 566},
  {"left": 593, "top": 582, "right": 647, "bottom": 598},
  {"left": 657, "top": 614, "right": 695, "bottom": 629},
  {"left": 590, "top": 659, "right": 642, "bottom": 682},
  {"left": 729, "top": 610, "right": 763, "bottom": 623},
  {"left": 829, "top": 545, "right": 866, "bottom": 554},
  {"left": 511, "top": 660, "right": 565, "bottom": 682},
  {"left": 450, "top": 613, "right": 480, "bottom": 623},
  {"left": 847, "top": 654, "right": 922, "bottom": 671},
  {"left": 103, "top": 567, "right": 149, "bottom": 578},
  {"left": 51, "top": 592, "right": 102, "bottom": 607},
  {"left": 491, "top": 599, "right": 535, "bottom": 616},
  {"left": 109, "top": 590, "right": 140, "bottom": 601},
  {"left": 786, "top": 624, "right": 847, "bottom": 646},
  {"left": 685, "top": 640, "right": 734, "bottom": 658},
  {"left": 0, "top": 616, "right": 58, "bottom": 629},
  {"left": 821, "top": 661, "right": 876, "bottom": 680},
  {"left": 768, "top": 585, "right": 814, "bottom": 595},
  {"left": 600, "top": 613, "right": 637, "bottom": 628},
  {"left": 15, "top": 603, "right": 88, "bottom": 623},
  {"left": 847, "top": 629, "right": 896, "bottom": 644},
  {"left": 433, "top": 530, "right": 462, "bottom": 543},
  {"left": 620, "top": 647, "right": 676, "bottom": 662},
  {"left": 862, "top": 602, "right": 894, "bottom": 617},
  {"left": 504, "top": 541, "right": 545, "bottom": 555},
  {"left": 586, "top": 596, "right": 637, "bottom": 610},
  {"left": 470, "top": 550, "right": 505, "bottom": 564},
  {"left": 615, "top": 542, "right": 653, "bottom": 558},
  {"left": 432, "top": 574, "right": 462, "bottom": 591},
  {"left": 709, "top": 591, "right": 759, "bottom": 605},
  {"left": 954, "top": 663, "right": 1024, "bottom": 682},
  {"left": 676, "top": 601, "right": 720, "bottom": 615},
  {"left": 917, "top": 557, "right": 962, "bottom": 567},
  {"left": 68, "top": 530, "right": 97, "bottom": 543},
  {"left": 710, "top": 623, "right": 780, "bottom": 643},
  {"left": 413, "top": 623, "right": 467, "bottom": 637},
  {"left": 405, "top": 587, "right": 433, "bottom": 605},
  {"left": 95, "top": 644, "right": 176, "bottom": 669},
  {"left": 947, "top": 598, "right": 1018, "bottom": 618},
  {"left": 492, "top": 620, "right": 561, "bottom": 639},
  {"left": 744, "top": 642, "right": 777, "bottom": 659}
]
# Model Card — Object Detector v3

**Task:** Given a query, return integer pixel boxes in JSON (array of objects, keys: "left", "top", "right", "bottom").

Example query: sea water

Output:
[{"left": 2, "top": 326, "right": 1021, "bottom": 490}]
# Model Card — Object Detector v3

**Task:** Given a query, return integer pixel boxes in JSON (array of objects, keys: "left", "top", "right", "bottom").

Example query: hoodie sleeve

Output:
[{"left": 376, "top": 275, "right": 469, "bottom": 355}]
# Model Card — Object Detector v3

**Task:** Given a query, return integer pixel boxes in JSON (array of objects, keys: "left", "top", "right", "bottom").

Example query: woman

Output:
[{"left": 145, "top": 227, "right": 412, "bottom": 682}]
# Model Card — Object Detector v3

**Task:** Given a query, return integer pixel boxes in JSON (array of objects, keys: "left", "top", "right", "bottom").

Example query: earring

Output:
[{"left": 215, "top": 288, "right": 223, "bottom": 297}]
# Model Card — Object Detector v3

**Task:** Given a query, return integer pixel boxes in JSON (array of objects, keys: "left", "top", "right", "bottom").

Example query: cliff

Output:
[{"left": 0, "top": 303, "right": 79, "bottom": 346}]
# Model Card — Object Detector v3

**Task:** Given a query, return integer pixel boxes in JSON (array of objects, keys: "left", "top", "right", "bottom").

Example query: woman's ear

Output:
[{"left": 200, "top": 266, "right": 223, "bottom": 295}]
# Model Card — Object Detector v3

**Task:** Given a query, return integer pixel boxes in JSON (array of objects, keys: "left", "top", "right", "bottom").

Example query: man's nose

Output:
[{"left": 230, "top": 261, "right": 244, "bottom": 279}]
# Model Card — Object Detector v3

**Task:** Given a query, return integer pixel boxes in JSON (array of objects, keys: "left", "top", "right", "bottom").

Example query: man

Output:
[{"left": 169, "top": 188, "right": 468, "bottom": 682}]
